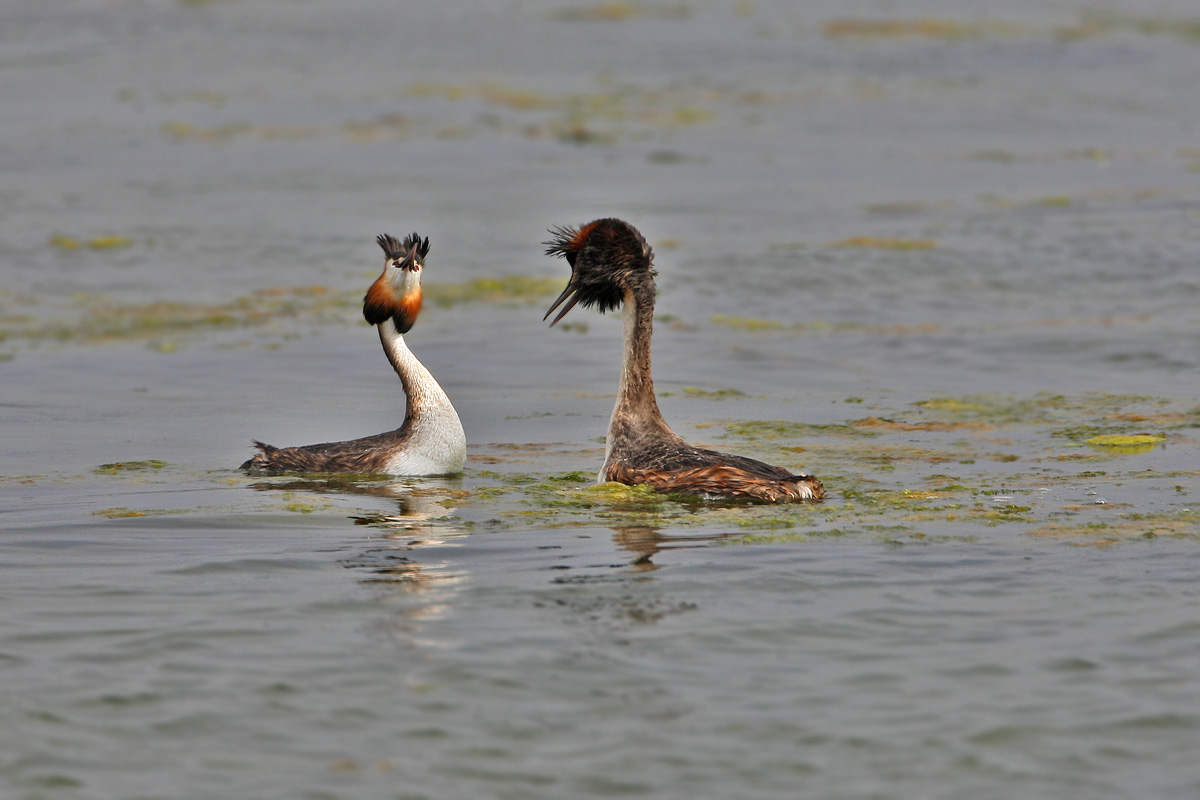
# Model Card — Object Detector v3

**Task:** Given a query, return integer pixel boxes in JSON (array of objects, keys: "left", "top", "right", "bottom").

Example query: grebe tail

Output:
[
  {"left": 241, "top": 233, "right": 466, "bottom": 476},
  {"left": 544, "top": 218, "right": 823, "bottom": 502}
]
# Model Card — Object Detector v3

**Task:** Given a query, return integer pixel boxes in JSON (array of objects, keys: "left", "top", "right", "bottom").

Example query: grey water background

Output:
[{"left": 3, "top": 1, "right": 1200, "bottom": 798}]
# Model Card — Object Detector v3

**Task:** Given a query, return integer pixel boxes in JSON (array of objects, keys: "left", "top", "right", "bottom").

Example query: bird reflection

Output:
[
  {"left": 611, "top": 526, "right": 745, "bottom": 572},
  {"left": 246, "top": 476, "right": 468, "bottom": 600},
  {"left": 245, "top": 475, "right": 461, "bottom": 504}
]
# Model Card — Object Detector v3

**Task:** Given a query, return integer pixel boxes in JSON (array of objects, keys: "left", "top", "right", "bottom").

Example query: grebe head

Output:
[
  {"left": 543, "top": 218, "right": 655, "bottom": 327},
  {"left": 364, "top": 232, "right": 429, "bottom": 333}
]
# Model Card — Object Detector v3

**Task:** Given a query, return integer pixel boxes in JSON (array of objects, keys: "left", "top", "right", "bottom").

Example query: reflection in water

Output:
[
  {"left": 612, "top": 526, "right": 743, "bottom": 572},
  {"left": 248, "top": 476, "right": 470, "bottom": 634}
]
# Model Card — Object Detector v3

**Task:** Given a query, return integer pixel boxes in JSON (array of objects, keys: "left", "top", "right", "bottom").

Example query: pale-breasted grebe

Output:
[
  {"left": 241, "top": 233, "right": 466, "bottom": 476},
  {"left": 544, "top": 218, "right": 824, "bottom": 502}
]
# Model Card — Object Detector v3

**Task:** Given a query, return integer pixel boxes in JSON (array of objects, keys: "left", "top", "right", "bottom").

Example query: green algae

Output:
[
  {"left": 163, "top": 120, "right": 318, "bottom": 142},
  {"left": 398, "top": 78, "right": 726, "bottom": 145},
  {"left": 978, "top": 504, "right": 1035, "bottom": 523},
  {"left": 724, "top": 530, "right": 810, "bottom": 545},
  {"left": 548, "top": 471, "right": 594, "bottom": 483},
  {"left": 423, "top": 276, "right": 563, "bottom": 307},
  {"left": 710, "top": 315, "right": 787, "bottom": 332},
  {"left": 1084, "top": 434, "right": 1167, "bottom": 454},
  {"left": 278, "top": 492, "right": 337, "bottom": 515},
  {"left": 218, "top": 392, "right": 1197, "bottom": 548},
  {"left": 912, "top": 393, "right": 1179, "bottom": 430},
  {"left": 92, "top": 507, "right": 186, "bottom": 519},
  {"left": 546, "top": 2, "right": 692, "bottom": 22},
  {"left": 723, "top": 419, "right": 870, "bottom": 440},
  {"left": 850, "top": 416, "right": 991, "bottom": 433},
  {"left": 1029, "top": 510, "right": 1200, "bottom": 545},
  {"left": 820, "top": 13, "right": 1200, "bottom": 44},
  {"left": 449, "top": 400, "right": 1188, "bottom": 539},
  {"left": 736, "top": 516, "right": 796, "bottom": 530},
  {"left": 660, "top": 387, "right": 748, "bottom": 400},
  {"left": 0, "top": 276, "right": 567, "bottom": 353},
  {"left": 2, "top": 287, "right": 355, "bottom": 351},
  {"left": 916, "top": 397, "right": 993, "bottom": 414},
  {"left": 95, "top": 460, "right": 168, "bottom": 475},
  {"left": 578, "top": 482, "right": 664, "bottom": 503},
  {"left": 823, "top": 18, "right": 1028, "bottom": 40},
  {"left": 51, "top": 234, "right": 135, "bottom": 251},
  {"left": 841, "top": 486, "right": 968, "bottom": 508},
  {"left": 438, "top": 393, "right": 1190, "bottom": 542},
  {"left": 93, "top": 507, "right": 147, "bottom": 518},
  {"left": 828, "top": 236, "right": 938, "bottom": 250},
  {"left": 706, "top": 316, "right": 952, "bottom": 338},
  {"left": 1072, "top": 13, "right": 1200, "bottom": 42}
]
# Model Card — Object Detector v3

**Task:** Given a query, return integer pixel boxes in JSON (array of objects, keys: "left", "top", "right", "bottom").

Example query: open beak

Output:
[
  {"left": 544, "top": 281, "right": 581, "bottom": 327},
  {"left": 398, "top": 243, "right": 420, "bottom": 272}
]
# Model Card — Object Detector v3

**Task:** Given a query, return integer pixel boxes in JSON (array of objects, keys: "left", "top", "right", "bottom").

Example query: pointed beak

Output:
[
  {"left": 544, "top": 281, "right": 581, "bottom": 327},
  {"left": 398, "top": 242, "right": 420, "bottom": 272}
]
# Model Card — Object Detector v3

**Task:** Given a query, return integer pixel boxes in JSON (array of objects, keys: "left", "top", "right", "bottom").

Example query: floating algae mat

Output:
[
  {"left": 1084, "top": 433, "right": 1167, "bottom": 454},
  {"left": 323, "top": 392, "right": 1196, "bottom": 548},
  {"left": 94, "top": 460, "right": 169, "bottom": 475},
  {"left": 0, "top": 277, "right": 563, "bottom": 354}
]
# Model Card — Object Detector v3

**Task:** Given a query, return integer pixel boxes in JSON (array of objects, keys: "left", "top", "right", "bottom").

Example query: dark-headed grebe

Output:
[
  {"left": 241, "top": 233, "right": 466, "bottom": 476},
  {"left": 544, "top": 218, "right": 824, "bottom": 502}
]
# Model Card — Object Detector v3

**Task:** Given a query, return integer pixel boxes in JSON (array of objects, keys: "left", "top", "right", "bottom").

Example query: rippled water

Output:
[{"left": 3, "top": 1, "right": 1199, "bottom": 798}]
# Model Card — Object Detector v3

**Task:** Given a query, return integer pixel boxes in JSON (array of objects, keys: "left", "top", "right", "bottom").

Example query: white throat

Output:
[{"left": 378, "top": 323, "right": 466, "bottom": 475}]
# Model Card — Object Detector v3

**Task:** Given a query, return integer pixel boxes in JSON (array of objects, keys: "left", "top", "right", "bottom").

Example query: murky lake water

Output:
[{"left": 3, "top": 1, "right": 1199, "bottom": 797}]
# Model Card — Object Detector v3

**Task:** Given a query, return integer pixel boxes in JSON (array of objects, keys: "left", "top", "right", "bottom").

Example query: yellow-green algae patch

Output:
[
  {"left": 1084, "top": 434, "right": 1167, "bottom": 454},
  {"left": 423, "top": 276, "right": 563, "bottom": 307},
  {"left": 93, "top": 508, "right": 147, "bottom": 519},
  {"left": 578, "top": 482, "right": 666, "bottom": 504},
  {"left": 92, "top": 507, "right": 187, "bottom": 519},
  {"left": 1029, "top": 510, "right": 1200, "bottom": 546},
  {"left": 1, "top": 276, "right": 569, "bottom": 352},
  {"left": 823, "top": 18, "right": 1028, "bottom": 40},
  {"left": 851, "top": 416, "right": 992, "bottom": 433},
  {"left": 236, "top": 393, "right": 1195, "bottom": 547},
  {"left": 1067, "top": 13, "right": 1200, "bottom": 42},
  {"left": 828, "top": 236, "right": 937, "bottom": 250},
  {"left": 456, "top": 471, "right": 831, "bottom": 531},
  {"left": 723, "top": 419, "right": 872, "bottom": 440},
  {"left": 913, "top": 393, "right": 1183, "bottom": 428},
  {"left": 706, "top": 316, "right": 948, "bottom": 337},
  {"left": 710, "top": 315, "right": 787, "bottom": 332},
  {"left": 3, "top": 286, "right": 355, "bottom": 350},
  {"left": 545, "top": 3, "right": 692, "bottom": 23},
  {"left": 914, "top": 397, "right": 993, "bottom": 414},
  {"left": 95, "top": 460, "right": 168, "bottom": 475},
  {"left": 278, "top": 492, "right": 338, "bottom": 515},
  {"left": 821, "top": 13, "right": 1200, "bottom": 43},
  {"left": 51, "top": 234, "right": 135, "bottom": 251},
  {"left": 162, "top": 121, "right": 318, "bottom": 142},
  {"left": 832, "top": 484, "right": 1041, "bottom": 529},
  {"left": 660, "top": 387, "right": 749, "bottom": 400}
]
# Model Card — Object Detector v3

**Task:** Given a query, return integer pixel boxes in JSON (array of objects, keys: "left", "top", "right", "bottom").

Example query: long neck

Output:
[
  {"left": 608, "top": 287, "right": 674, "bottom": 443},
  {"left": 616, "top": 287, "right": 659, "bottom": 416},
  {"left": 377, "top": 323, "right": 455, "bottom": 424}
]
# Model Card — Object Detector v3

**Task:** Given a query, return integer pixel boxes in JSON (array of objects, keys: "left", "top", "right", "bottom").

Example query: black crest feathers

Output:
[
  {"left": 543, "top": 218, "right": 655, "bottom": 324},
  {"left": 377, "top": 232, "right": 430, "bottom": 262}
]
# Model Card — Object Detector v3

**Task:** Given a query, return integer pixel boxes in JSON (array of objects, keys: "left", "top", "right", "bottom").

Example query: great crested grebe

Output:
[
  {"left": 544, "top": 218, "right": 825, "bottom": 502},
  {"left": 241, "top": 232, "right": 466, "bottom": 476}
]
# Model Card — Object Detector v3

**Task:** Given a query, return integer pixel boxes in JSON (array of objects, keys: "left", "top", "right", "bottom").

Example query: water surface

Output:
[{"left": 2, "top": 1, "right": 1199, "bottom": 798}]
